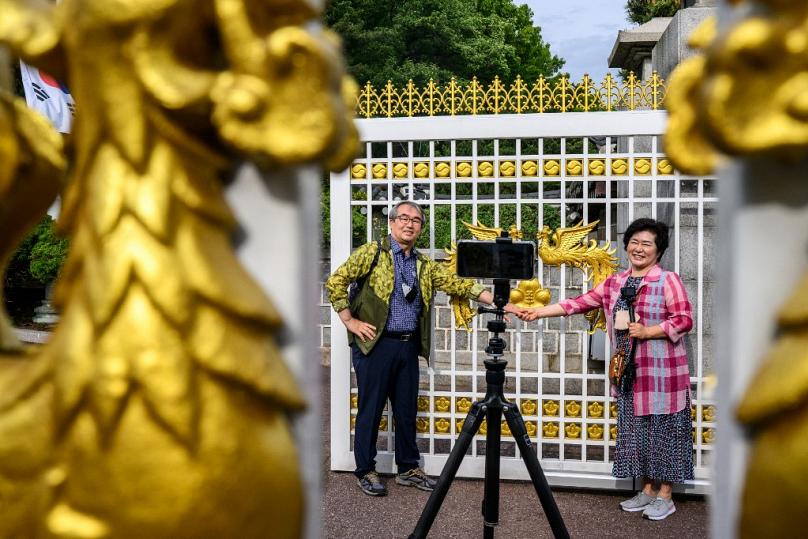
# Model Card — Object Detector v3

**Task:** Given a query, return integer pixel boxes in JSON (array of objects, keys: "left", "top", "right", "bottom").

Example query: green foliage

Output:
[
  {"left": 325, "top": 0, "right": 565, "bottom": 88},
  {"left": 625, "top": 0, "right": 680, "bottom": 25},
  {"left": 5, "top": 216, "right": 69, "bottom": 287}
]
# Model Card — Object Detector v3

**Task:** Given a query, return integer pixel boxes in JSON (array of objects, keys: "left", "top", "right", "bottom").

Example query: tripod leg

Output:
[
  {"left": 503, "top": 406, "right": 570, "bottom": 539},
  {"left": 482, "top": 403, "right": 502, "bottom": 539},
  {"left": 408, "top": 402, "right": 486, "bottom": 539}
]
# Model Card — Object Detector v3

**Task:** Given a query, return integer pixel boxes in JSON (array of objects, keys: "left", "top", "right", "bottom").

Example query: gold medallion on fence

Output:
[
  {"left": 434, "top": 418, "right": 451, "bottom": 434},
  {"left": 416, "top": 417, "right": 430, "bottom": 433},
  {"left": 414, "top": 162, "right": 429, "bottom": 178},
  {"left": 657, "top": 159, "right": 674, "bottom": 175},
  {"left": 521, "top": 160, "right": 538, "bottom": 176},
  {"left": 587, "top": 401, "right": 604, "bottom": 418},
  {"left": 611, "top": 159, "right": 628, "bottom": 175},
  {"left": 478, "top": 161, "right": 494, "bottom": 177},
  {"left": 543, "top": 422, "right": 560, "bottom": 438},
  {"left": 634, "top": 158, "right": 652, "bottom": 175},
  {"left": 543, "top": 159, "right": 560, "bottom": 176},
  {"left": 565, "top": 423, "right": 582, "bottom": 439},
  {"left": 456, "top": 162, "right": 472, "bottom": 177},
  {"left": 500, "top": 161, "right": 516, "bottom": 177},
  {"left": 418, "top": 396, "right": 430, "bottom": 412},
  {"left": 435, "top": 162, "right": 451, "bottom": 177},
  {"left": 435, "top": 396, "right": 451, "bottom": 413},
  {"left": 351, "top": 163, "right": 367, "bottom": 179},
  {"left": 565, "top": 401, "right": 582, "bottom": 417},
  {"left": 456, "top": 397, "right": 472, "bottom": 413},
  {"left": 566, "top": 159, "right": 583, "bottom": 176},
  {"left": 588, "top": 159, "right": 605, "bottom": 175},
  {"left": 543, "top": 400, "right": 560, "bottom": 416},
  {"left": 521, "top": 399, "right": 538, "bottom": 416},
  {"left": 372, "top": 163, "right": 387, "bottom": 179},
  {"left": 393, "top": 163, "right": 408, "bottom": 178},
  {"left": 587, "top": 424, "right": 604, "bottom": 440}
]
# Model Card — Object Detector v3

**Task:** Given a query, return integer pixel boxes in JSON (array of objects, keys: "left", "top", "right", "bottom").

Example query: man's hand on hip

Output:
[{"left": 346, "top": 318, "right": 377, "bottom": 343}]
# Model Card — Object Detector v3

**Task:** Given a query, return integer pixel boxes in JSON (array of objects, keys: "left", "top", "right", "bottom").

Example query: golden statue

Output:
[
  {"left": 442, "top": 243, "right": 477, "bottom": 330},
  {"left": 536, "top": 220, "right": 617, "bottom": 332},
  {"left": 665, "top": 1, "right": 808, "bottom": 536},
  {"left": 0, "top": 0, "right": 357, "bottom": 536}
]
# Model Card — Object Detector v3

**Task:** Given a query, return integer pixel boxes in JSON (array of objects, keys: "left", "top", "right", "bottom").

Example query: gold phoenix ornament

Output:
[
  {"left": 0, "top": 0, "right": 357, "bottom": 537},
  {"left": 537, "top": 220, "right": 617, "bottom": 332}
]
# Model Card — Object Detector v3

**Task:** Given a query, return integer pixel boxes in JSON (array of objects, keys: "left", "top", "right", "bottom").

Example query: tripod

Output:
[{"left": 409, "top": 279, "right": 569, "bottom": 539}]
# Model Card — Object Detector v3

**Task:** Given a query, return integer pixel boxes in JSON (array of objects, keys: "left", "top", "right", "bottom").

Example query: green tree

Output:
[
  {"left": 5, "top": 216, "right": 69, "bottom": 288},
  {"left": 625, "top": 0, "right": 680, "bottom": 25},
  {"left": 324, "top": 0, "right": 564, "bottom": 88}
]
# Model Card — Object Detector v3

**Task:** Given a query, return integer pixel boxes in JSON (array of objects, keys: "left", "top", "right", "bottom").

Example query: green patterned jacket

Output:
[{"left": 326, "top": 236, "right": 486, "bottom": 358}]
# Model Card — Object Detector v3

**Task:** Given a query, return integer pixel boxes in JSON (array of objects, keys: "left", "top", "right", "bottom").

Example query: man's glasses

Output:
[{"left": 395, "top": 215, "right": 423, "bottom": 226}]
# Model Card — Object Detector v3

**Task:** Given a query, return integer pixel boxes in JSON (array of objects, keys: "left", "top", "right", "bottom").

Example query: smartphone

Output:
[{"left": 455, "top": 240, "right": 535, "bottom": 280}]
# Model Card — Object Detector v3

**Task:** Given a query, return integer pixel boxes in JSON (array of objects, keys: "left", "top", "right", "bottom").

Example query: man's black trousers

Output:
[{"left": 351, "top": 336, "right": 420, "bottom": 478}]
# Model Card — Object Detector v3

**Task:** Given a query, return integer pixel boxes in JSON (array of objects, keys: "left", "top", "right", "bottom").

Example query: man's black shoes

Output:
[
  {"left": 357, "top": 471, "right": 387, "bottom": 496},
  {"left": 395, "top": 467, "right": 437, "bottom": 491}
]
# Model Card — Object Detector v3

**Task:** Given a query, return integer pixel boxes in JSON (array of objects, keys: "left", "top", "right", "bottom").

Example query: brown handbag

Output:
[{"left": 608, "top": 350, "right": 627, "bottom": 386}]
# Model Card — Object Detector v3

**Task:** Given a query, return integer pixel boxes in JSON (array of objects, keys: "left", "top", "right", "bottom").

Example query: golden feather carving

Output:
[
  {"left": 463, "top": 220, "right": 523, "bottom": 241},
  {"left": 443, "top": 243, "right": 476, "bottom": 331},
  {"left": 0, "top": 0, "right": 357, "bottom": 536}
]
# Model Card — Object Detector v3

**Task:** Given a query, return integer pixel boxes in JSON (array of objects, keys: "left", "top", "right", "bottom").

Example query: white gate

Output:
[{"left": 329, "top": 111, "right": 715, "bottom": 493}]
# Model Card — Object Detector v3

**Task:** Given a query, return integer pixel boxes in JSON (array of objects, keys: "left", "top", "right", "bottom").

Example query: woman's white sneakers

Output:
[
  {"left": 642, "top": 496, "right": 677, "bottom": 520},
  {"left": 619, "top": 491, "right": 655, "bottom": 512},
  {"left": 620, "top": 492, "right": 676, "bottom": 520}
]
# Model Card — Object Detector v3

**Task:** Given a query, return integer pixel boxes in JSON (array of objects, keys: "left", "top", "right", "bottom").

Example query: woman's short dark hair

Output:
[{"left": 623, "top": 218, "right": 669, "bottom": 261}]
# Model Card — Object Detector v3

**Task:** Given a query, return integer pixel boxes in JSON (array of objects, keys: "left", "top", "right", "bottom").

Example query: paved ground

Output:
[{"left": 320, "top": 365, "right": 709, "bottom": 538}]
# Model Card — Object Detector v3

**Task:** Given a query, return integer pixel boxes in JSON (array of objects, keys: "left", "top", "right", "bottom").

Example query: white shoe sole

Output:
[
  {"left": 643, "top": 505, "right": 676, "bottom": 520},
  {"left": 620, "top": 504, "right": 650, "bottom": 512}
]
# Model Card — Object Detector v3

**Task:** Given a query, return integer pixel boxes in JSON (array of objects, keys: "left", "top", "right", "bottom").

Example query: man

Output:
[{"left": 326, "top": 200, "right": 518, "bottom": 496}]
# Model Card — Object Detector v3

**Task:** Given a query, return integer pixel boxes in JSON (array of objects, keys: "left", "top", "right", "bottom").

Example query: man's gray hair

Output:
[{"left": 389, "top": 200, "right": 425, "bottom": 222}]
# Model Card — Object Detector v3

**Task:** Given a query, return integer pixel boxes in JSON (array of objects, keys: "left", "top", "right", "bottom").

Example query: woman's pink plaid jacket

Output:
[{"left": 558, "top": 264, "right": 693, "bottom": 416}]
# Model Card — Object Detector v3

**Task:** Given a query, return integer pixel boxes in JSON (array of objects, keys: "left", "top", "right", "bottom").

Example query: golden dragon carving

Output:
[
  {"left": 0, "top": 0, "right": 357, "bottom": 537},
  {"left": 665, "top": 1, "right": 808, "bottom": 536}
]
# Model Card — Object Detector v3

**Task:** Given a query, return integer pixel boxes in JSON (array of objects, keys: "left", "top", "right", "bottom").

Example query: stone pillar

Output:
[
  {"left": 227, "top": 164, "right": 323, "bottom": 539},
  {"left": 652, "top": 4, "right": 717, "bottom": 80},
  {"left": 712, "top": 160, "right": 808, "bottom": 538}
]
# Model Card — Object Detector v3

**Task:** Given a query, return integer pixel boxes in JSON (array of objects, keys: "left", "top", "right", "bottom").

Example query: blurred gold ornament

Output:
[
  {"left": 566, "top": 159, "right": 582, "bottom": 176},
  {"left": 611, "top": 159, "right": 628, "bottom": 175},
  {"left": 416, "top": 417, "right": 430, "bottom": 434},
  {"left": 372, "top": 163, "right": 387, "bottom": 179},
  {"left": 565, "top": 401, "right": 582, "bottom": 418},
  {"left": 351, "top": 394, "right": 359, "bottom": 409},
  {"left": 586, "top": 424, "right": 604, "bottom": 440},
  {"left": 525, "top": 421, "right": 538, "bottom": 437},
  {"left": 521, "top": 160, "right": 538, "bottom": 176},
  {"left": 500, "top": 160, "right": 516, "bottom": 177},
  {"left": 435, "top": 162, "right": 451, "bottom": 177},
  {"left": 657, "top": 159, "right": 674, "bottom": 175},
  {"left": 610, "top": 402, "right": 618, "bottom": 418},
  {"left": 509, "top": 279, "right": 550, "bottom": 308},
  {"left": 435, "top": 396, "right": 451, "bottom": 413},
  {"left": 587, "top": 401, "right": 604, "bottom": 418},
  {"left": 479, "top": 419, "right": 488, "bottom": 435},
  {"left": 564, "top": 423, "right": 582, "bottom": 439},
  {"left": 351, "top": 415, "right": 357, "bottom": 430},
  {"left": 543, "top": 160, "right": 560, "bottom": 176},
  {"left": 521, "top": 399, "right": 538, "bottom": 416},
  {"left": 702, "top": 428, "right": 715, "bottom": 445},
  {"left": 456, "top": 397, "right": 472, "bottom": 414},
  {"left": 736, "top": 269, "right": 808, "bottom": 538},
  {"left": 634, "top": 158, "right": 651, "bottom": 175},
  {"left": 379, "top": 417, "right": 388, "bottom": 431},
  {"left": 543, "top": 422, "right": 559, "bottom": 438},
  {"left": 543, "top": 400, "right": 560, "bottom": 416},
  {"left": 588, "top": 159, "right": 605, "bottom": 176},
  {"left": 418, "top": 396, "right": 431, "bottom": 412},
  {"left": 478, "top": 161, "right": 494, "bottom": 177},
  {"left": 456, "top": 162, "right": 472, "bottom": 177},
  {"left": 434, "top": 417, "right": 450, "bottom": 434},
  {"left": 351, "top": 163, "right": 367, "bottom": 179},
  {"left": 393, "top": 162, "right": 408, "bottom": 178},
  {"left": 456, "top": 419, "right": 465, "bottom": 432},
  {"left": 610, "top": 425, "right": 618, "bottom": 440},
  {"left": 414, "top": 162, "right": 429, "bottom": 178},
  {"left": 0, "top": 0, "right": 358, "bottom": 535},
  {"left": 702, "top": 405, "right": 716, "bottom": 423},
  {"left": 691, "top": 406, "right": 697, "bottom": 420}
]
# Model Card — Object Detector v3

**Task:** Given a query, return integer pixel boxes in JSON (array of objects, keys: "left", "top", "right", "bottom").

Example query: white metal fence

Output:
[{"left": 329, "top": 111, "right": 715, "bottom": 493}]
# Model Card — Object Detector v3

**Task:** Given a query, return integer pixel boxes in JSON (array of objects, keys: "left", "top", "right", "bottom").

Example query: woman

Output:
[{"left": 519, "top": 218, "right": 693, "bottom": 521}]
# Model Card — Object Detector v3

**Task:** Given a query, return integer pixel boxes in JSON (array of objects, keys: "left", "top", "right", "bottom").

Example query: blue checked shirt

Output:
[{"left": 385, "top": 236, "right": 421, "bottom": 332}]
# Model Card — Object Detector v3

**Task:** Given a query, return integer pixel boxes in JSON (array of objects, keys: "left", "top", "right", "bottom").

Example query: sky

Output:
[{"left": 524, "top": 0, "right": 632, "bottom": 81}]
